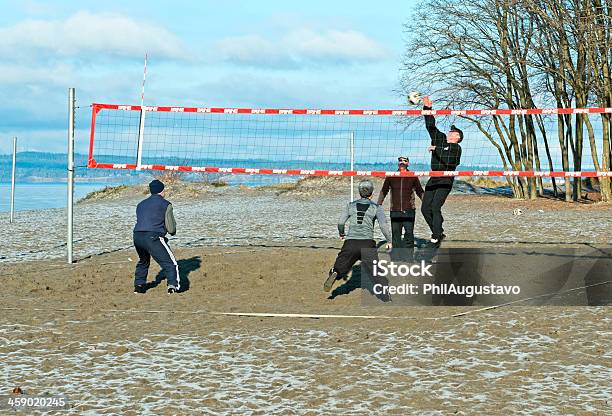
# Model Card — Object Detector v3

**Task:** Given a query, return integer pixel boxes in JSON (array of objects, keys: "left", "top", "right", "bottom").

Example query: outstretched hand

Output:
[{"left": 422, "top": 95, "right": 432, "bottom": 107}]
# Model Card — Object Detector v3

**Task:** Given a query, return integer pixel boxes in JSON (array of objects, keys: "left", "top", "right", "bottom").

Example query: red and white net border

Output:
[{"left": 88, "top": 103, "right": 612, "bottom": 178}]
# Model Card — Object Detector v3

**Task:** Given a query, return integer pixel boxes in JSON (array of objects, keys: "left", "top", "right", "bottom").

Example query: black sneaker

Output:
[
  {"left": 425, "top": 239, "right": 441, "bottom": 249},
  {"left": 167, "top": 285, "right": 177, "bottom": 294},
  {"left": 134, "top": 284, "right": 146, "bottom": 294},
  {"left": 324, "top": 269, "right": 338, "bottom": 292}
]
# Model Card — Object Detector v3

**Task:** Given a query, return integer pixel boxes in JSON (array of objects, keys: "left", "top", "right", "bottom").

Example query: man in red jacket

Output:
[{"left": 377, "top": 156, "right": 424, "bottom": 260}]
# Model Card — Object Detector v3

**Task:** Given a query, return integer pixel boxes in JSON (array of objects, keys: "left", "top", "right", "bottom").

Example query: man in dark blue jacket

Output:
[
  {"left": 421, "top": 96, "right": 463, "bottom": 248},
  {"left": 133, "top": 179, "right": 179, "bottom": 294}
]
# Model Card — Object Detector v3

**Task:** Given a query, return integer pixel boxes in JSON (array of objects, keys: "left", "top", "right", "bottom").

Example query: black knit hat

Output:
[
  {"left": 149, "top": 179, "right": 165, "bottom": 194},
  {"left": 450, "top": 125, "right": 464, "bottom": 141}
]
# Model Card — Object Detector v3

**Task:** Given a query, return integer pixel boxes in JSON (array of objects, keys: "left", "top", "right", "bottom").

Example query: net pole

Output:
[
  {"left": 350, "top": 132, "right": 355, "bottom": 201},
  {"left": 136, "top": 53, "right": 147, "bottom": 170},
  {"left": 140, "top": 53, "right": 147, "bottom": 107},
  {"left": 9, "top": 136, "right": 16, "bottom": 223},
  {"left": 136, "top": 109, "right": 146, "bottom": 169},
  {"left": 67, "top": 88, "right": 75, "bottom": 264}
]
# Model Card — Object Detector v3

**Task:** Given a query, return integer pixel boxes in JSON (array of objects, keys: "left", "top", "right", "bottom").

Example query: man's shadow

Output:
[
  {"left": 148, "top": 256, "right": 202, "bottom": 293},
  {"left": 328, "top": 264, "right": 362, "bottom": 299}
]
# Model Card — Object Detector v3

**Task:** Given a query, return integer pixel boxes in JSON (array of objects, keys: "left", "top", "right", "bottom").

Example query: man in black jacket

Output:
[
  {"left": 133, "top": 179, "right": 179, "bottom": 294},
  {"left": 421, "top": 96, "right": 463, "bottom": 247}
]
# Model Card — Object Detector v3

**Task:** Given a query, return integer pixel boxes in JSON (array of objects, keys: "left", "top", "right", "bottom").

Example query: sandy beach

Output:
[
  {"left": 2, "top": 0, "right": 612, "bottom": 413},
  {"left": 1, "top": 178, "right": 611, "bottom": 414},
  {"left": 2, "top": 177, "right": 611, "bottom": 263}
]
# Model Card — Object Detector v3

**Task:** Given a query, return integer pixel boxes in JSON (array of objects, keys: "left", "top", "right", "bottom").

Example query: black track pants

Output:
[
  {"left": 133, "top": 231, "right": 180, "bottom": 289},
  {"left": 421, "top": 178, "right": 453, "bottom": 240},
  {"left": 332, "top": 239, "right": 390, "bottom": 288},
  {"left": 391, "top": 209, "right": 416, "bottom": 260}
]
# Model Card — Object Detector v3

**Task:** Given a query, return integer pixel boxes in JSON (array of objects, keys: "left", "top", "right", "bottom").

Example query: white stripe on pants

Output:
[{"left": 159, "top": 237, "right": 180, "bottom": 290}]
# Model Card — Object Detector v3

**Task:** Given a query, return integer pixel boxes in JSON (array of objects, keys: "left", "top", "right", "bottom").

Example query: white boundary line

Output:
[
  {"left": 207, "top": 312, "right": 398, "bottom": 319},
  {"left": 1, "top": 279, "right": 608, "bottom": 320}
]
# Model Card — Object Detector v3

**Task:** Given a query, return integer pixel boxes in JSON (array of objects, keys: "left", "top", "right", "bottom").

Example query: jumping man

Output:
[
  {"left": 421, "top": 96, "right": 463, "bottom": 248},
  {"left": 377, "top": 156, "right": 424, "bottom": 260},
  {"left": 133, "top": 179, "right": 180, "bottom": 294},
  {"left": 324, "top": 180, "right": 392, "bottom": 294}
]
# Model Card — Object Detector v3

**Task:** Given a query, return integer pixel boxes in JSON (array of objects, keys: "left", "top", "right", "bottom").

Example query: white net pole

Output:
[
  {"left": 136, "top": 109, "right": 146, "bottom": 170},
  {"left": 350, "top": 132, "right": 355, "bottom": 201},
  {"left": 136, "top": 53, "right": 148, "bottom": 171},
  {"left": 9, "top": 136, "right": 16, "bottom": 223},
  {"left": 67, "top": 88, "right": 75, "bottom": 264}
]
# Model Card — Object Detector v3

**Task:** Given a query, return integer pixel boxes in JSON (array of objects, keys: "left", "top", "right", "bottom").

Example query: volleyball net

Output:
[{"left": 87, "top": 103, "right": 612, "bottom": 178}]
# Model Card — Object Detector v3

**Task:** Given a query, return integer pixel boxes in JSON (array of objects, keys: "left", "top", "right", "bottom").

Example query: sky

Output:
[{"left": 0, "top": 0, "right": 417, "bottom": 154}]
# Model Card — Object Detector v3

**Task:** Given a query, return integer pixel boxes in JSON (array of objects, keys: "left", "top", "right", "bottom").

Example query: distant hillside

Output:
[{"left": 0, "top": 152, "right": 145, "bottom": 182}]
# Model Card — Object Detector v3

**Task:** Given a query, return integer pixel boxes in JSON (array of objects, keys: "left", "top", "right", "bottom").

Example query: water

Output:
[{"left": 0, "top": 182, "right": 116, "bottom": 212}]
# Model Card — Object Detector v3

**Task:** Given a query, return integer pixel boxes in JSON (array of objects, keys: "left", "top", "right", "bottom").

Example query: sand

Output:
[
  {"left": 1, "top": 245, "right": 611, "bottom": 414},
  {"left": 1, "top": 180, "right": 611, "bottom": 414},
  {"left": 2, "top": 178, "right": 611, "bottom": 263}
]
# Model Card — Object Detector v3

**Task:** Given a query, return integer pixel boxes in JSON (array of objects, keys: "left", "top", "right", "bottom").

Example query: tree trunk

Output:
[
  {"left": 535, "top": 114, "right": 558, "bottom": 196},
  {"left": 573, "top": 113, "right": 584, "bottom": 201}
]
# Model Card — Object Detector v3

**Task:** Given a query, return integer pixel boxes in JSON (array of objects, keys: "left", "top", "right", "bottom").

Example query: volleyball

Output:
[{"left": 408, "top": 91, "right": 422, "bottom": 105}]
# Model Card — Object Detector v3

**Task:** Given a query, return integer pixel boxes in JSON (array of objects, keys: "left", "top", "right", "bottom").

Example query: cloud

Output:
[
  {"left": 0, "top": 11, "right": 187, "bottom": 61},
  {"left": 287, "top": 29, "right": 388, "bottom": 62},
  {"left": 181, "top": 68, "right": 397, "bottom": 109},
  {"left": 217, "top": 35, "right": 294, "bottom": 68},
  {"left": 0, "top": 64, "right": 74, "bottom": 86},
  {"left": 217, "top": 29, "right": 389, "bottom": 68}
]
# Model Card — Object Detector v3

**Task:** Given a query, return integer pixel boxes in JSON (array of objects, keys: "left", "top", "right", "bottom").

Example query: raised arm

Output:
[
  {"left": 375, "top": 205, "right": 392, "bottom": 243},
  {"left": 337, "top": 203, "right": 350, "bottom": 237},
  {"left": 422, "top": 96, "right": 446, "bottom": 146}
]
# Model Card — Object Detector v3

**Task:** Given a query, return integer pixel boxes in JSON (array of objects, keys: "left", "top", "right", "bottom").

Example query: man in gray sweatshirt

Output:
[{"left": 324, "top": 180, "right": 392, "bottom": 295}]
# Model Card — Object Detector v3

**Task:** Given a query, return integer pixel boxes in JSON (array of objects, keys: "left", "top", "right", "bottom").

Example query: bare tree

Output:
[
  {"left": 585, "top": 0, "right": 612, "bottom": 200},
  {"left": 402, "top": 0, "right": 611, "bottom": 201},
  {"left": 528, "top": 0, "right": 611, "bottom": 201},
  {"left": 401, "top": 0, "right": 549, "bottom": 199}
]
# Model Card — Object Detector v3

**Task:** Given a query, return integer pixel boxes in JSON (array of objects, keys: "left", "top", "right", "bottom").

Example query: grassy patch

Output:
[
  {"left": 461, "top": 177, "right": 508, "bottom": 188},
  {"left": 79, "top": 185, "right": 133, "bottom": 202}
]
